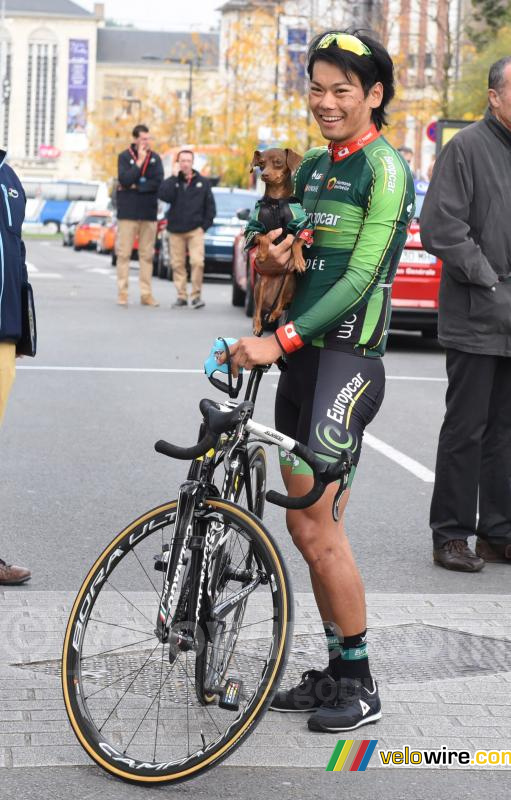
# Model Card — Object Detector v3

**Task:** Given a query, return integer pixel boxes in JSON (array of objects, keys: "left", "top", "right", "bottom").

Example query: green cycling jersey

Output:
[{"left": 282, "top": 133, "right": 415, "bottom": 358}]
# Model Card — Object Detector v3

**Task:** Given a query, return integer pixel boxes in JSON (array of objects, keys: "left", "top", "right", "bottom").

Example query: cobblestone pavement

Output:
[{"left": 1, "top": 590, "right": 510, "bottom": 771}]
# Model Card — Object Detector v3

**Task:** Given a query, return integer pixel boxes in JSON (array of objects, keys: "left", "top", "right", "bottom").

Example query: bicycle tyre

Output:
[{"left": 62, "top": 499, "right": 291, "bottom": 785}]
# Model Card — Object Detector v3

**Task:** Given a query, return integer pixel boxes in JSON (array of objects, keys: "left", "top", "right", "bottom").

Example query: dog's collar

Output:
[
  {"left": 258, "top": 195, "right": 300, "bottom": 205},
  {"left": 328, "top": 124, "right": 380, "bottom": 161}
]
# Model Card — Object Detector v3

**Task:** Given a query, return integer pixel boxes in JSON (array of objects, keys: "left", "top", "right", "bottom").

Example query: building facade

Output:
[{"left": 1, "top": 1, "right": 219, "bottom": 182}]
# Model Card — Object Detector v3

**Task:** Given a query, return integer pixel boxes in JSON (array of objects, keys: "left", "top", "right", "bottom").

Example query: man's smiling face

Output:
[{"left": 308, "top": 59, "right": 383, "bottom": 143}]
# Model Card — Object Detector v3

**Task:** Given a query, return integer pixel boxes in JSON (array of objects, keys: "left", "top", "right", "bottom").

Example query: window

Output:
[
  {"left": 25, "top": 28, "right": 58, "bottom": 158},
  {"left": 0, "top": 29, "right": 11, "bottom": 149}
]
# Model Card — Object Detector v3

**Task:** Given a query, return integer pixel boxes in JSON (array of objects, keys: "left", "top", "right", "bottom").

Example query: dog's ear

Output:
[
  {"left": 285, "top": 148, "right": 303, "bottom": 174},
  {"left": 250, "top": 150, "right": 263, "bottom": 173}
]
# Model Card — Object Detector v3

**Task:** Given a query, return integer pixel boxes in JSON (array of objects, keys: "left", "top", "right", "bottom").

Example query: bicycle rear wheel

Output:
[
  {"left": 194, "top": 446, "right": 267, "bottom": 702},
  {"left": 62, "top": 499, "right": 291, "bottom": 785}
]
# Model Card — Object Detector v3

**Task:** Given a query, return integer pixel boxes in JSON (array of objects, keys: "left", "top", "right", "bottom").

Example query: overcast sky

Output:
[{"left": 77, "top": 0, "right": 221, "bottom": 31}]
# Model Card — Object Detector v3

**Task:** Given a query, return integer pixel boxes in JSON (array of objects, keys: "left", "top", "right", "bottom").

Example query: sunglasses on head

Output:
[{"left": 314, "top": 32, "right": 372, "bottom": 58}]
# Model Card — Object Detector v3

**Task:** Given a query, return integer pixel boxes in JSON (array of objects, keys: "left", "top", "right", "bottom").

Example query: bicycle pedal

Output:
[{"left": 218, "top": 678, "right": 242, "bottom": 711}]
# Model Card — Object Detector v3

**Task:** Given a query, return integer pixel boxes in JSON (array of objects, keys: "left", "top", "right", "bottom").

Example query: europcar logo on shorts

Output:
[
  {"left": 327, "top": 177, "right": 337, "bottom": 190},
  {"left": 326, "top": 739, "right": 378, "bottom": 771},
  {"left": 315, "top": 420, "right": 357, "bottom": 455}
]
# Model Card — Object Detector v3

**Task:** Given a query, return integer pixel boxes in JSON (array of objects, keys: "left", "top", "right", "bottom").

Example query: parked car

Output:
[
  {"left": 104, "top": 216, "right": 170, "bottom": 275},
  {"left": 73, "top": 211, "right": 112, "bottom": 251},
  {"left": 231, "top": 179, "right": 442, "bottom": 337},
  {"left": 96, "top": 217, "right": 117, "bottom": 254},
  {"left": 204, "top": 187, "right": 258, "bottom": 275},
  {"left": 231, "top": 229, "right": 256, "bottom": 313},
  {"left": 62, "top": 221, "right": 78, "bottom": 247},
  {"left": 391, "top": 180, "right": 442, "bottom": 337}
]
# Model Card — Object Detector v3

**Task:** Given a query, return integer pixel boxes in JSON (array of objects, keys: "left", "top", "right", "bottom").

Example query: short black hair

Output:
[
  {"left": 177, "top": 149, "right": 194, "bottom": 161},
  {"left": 489, "top": 56, "right": 511, "bottom": 92},
  {"left": 132, "top": 124, "right": 149, "bottom": 139},
  {"left": 307, "top": 29, "right": 395, "bottom": 129}
]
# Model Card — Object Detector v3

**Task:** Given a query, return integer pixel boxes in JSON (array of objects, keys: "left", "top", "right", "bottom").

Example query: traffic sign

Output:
[
  {"left": 38, "top": 144, "right": 61, "bottom": 159},
  {"left": 426, "top": 121, "right": 437, "bottom": 142}
]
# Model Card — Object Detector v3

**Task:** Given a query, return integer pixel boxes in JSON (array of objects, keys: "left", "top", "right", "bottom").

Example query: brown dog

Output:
[{"left": 247, "top": 148, "right": 312, "bottom": 336}]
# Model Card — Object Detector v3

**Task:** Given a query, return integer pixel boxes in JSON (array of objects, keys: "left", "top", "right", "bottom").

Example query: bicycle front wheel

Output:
[{"left": 62, "top": 499, "right": 291, "bottom": 785}]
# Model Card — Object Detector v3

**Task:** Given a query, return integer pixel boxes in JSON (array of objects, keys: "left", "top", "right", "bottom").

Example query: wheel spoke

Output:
[{"left": 97, "top": 642, "right": 161, "bottom": 732}]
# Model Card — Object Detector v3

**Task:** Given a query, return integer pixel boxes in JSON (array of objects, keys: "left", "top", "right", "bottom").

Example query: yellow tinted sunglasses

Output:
[{"left": 315, "top": 32, "right": 372, "bottom": 58}]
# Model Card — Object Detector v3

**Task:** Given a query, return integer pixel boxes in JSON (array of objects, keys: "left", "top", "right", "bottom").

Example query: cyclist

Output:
[{"left": 224, "top": 30, "right": 414, "bottom": 732}]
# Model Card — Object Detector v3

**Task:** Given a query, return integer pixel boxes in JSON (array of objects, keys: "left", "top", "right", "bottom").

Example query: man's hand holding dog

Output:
[{"left": 254, "top": 228, "right": 295, "bottom": 275}]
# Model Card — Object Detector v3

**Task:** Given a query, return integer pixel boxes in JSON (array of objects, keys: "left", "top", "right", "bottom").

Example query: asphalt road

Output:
[
  {"left": 1, "top": 239, "right": 510, "bottom": 799},
  {"left": 1, "top": 239, "right": 508, "bottom": 594}
]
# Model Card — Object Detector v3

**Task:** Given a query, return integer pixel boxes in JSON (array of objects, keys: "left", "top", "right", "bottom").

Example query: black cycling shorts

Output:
[{"left": 275, "top": 346, "right": 385, "bottom": 483}]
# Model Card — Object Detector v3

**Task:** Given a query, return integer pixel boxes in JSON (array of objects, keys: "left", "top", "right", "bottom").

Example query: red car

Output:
[
  {"left": 232, "top": 181, "right": 441, "bottom": 337},
  {"left": 391, "top": 181, "right": 442, "bottom": 337},
  {"left": 104, "top": 217, "right": 169, "bottom": 276}
]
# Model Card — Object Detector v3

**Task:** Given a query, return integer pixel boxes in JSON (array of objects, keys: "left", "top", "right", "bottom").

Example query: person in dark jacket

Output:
[
  {"left": 158, "top": 150, "right": 216, "bottom": 309},
  {"left": 420, "top": 56, "right": 511, "bottom": 572},
  {"left": 116, "top": 124, "right": 163, "bottom": 306},
  {"left": 0, "top": 150, "right": 31, "bottom": 585}
]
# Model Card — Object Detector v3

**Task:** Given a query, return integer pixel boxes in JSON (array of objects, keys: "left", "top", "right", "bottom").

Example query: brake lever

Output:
[
  {"left": 332, "top": 466, "right": 350, "bottom": 522},
  {"left": 320, "top": 454, "right": 352, "bottom": 522}
]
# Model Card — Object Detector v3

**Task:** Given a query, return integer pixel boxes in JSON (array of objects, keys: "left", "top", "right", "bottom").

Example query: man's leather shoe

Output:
[
  {"left": 117, "top": 294, "right": 128, "bottom": 306},
  {"left": 433, "top": 540, "right": 484, "bottom": 572},
  {"left": 141, "top": 295, "right": 159, "bottom": 307},
  {"left": 476, "top": 536, "right": 511, "bottom": 563},
  {"left": 0, "top": 559, "right": 31, "bottom": 585}
]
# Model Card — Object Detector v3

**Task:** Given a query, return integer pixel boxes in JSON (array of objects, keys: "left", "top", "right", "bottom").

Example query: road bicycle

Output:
[{"left": 62, "top": 340, "right": 351, "bottom": 785}]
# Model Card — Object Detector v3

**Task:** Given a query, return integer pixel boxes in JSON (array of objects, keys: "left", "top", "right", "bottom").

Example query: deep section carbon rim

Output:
[{"left": 62, "top": 499, "right": 290, "bottom": 784}]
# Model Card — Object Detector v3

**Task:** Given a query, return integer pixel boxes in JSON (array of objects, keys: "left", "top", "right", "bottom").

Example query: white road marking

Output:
[
  {"left": 17, "top": 366, "right": 443, "bottom": 383},
  {"left": 363, "top": 432, "right": 435, "bottom": 482},
  {"left": 17, "top": 366, "right": 207, "bottom": 373},
  {"left": 16, "top": 366, "right": 438, "bottom": 480},
  {"left": 386, "top": 375, "right": 446, "bottom": 382},
  {"left": 26, "top": 261, "right": 62, "bottom": 279},
  {"left": 87, "top": 267, "right": 112, "bottom": 275}
]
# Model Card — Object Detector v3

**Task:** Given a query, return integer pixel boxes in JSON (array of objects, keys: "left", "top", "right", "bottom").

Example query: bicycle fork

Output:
[{"left": 155, "top": 482, "right": 200, "bottom": 649}]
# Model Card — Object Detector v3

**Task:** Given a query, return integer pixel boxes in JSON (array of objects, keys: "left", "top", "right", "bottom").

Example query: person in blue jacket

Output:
[{"left": 0, "top": 150, "right": 32, "bottom": 585}]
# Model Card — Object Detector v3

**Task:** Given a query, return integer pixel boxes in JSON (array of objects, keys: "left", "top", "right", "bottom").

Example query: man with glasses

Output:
[{"left": 224, "top": 30, "right": 414, "bottom": 732}]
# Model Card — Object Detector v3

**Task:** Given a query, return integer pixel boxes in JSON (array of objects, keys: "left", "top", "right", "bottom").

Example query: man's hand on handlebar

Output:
[{"left": 218, "top": 337, "right": 282, "bottom": 376}]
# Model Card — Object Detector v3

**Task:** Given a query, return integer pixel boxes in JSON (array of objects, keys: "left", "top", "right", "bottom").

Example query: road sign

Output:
[
  {"left": 39, "top": 144, "right": 61, "bottom": 159},
  {"left": 426, "top": 121, "right": 437, "bottom": 142}
]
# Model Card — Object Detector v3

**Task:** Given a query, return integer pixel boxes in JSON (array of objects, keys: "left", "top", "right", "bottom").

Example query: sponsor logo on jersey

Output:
[
  {"left": 382, "top": 155, "right": 397, "bottom": 192},
  {"left": 304, "top": 183, "right": 319, "bottom": 192},
  {"left": 312, "top": 170, "right": 324, "bottom": 180},
  {"left": 307, "top": 211, "right": 341, "bottom": 226},
  {"left": 326, "top": 179, "right": 352, "bottom": 192},
  {"left": 305, "top": 257, "right": 325, "bottom": 271},
  {"left": 357, "top": 130, "right": 374, "bottom": 146}
]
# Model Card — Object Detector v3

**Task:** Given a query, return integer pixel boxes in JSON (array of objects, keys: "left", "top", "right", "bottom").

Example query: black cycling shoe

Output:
[
  {"left": 270, "top": 668, "right": 336, "bottom": 713},
  {"left": 307, "top": 677, "right": 382, "bottom": 732}
]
